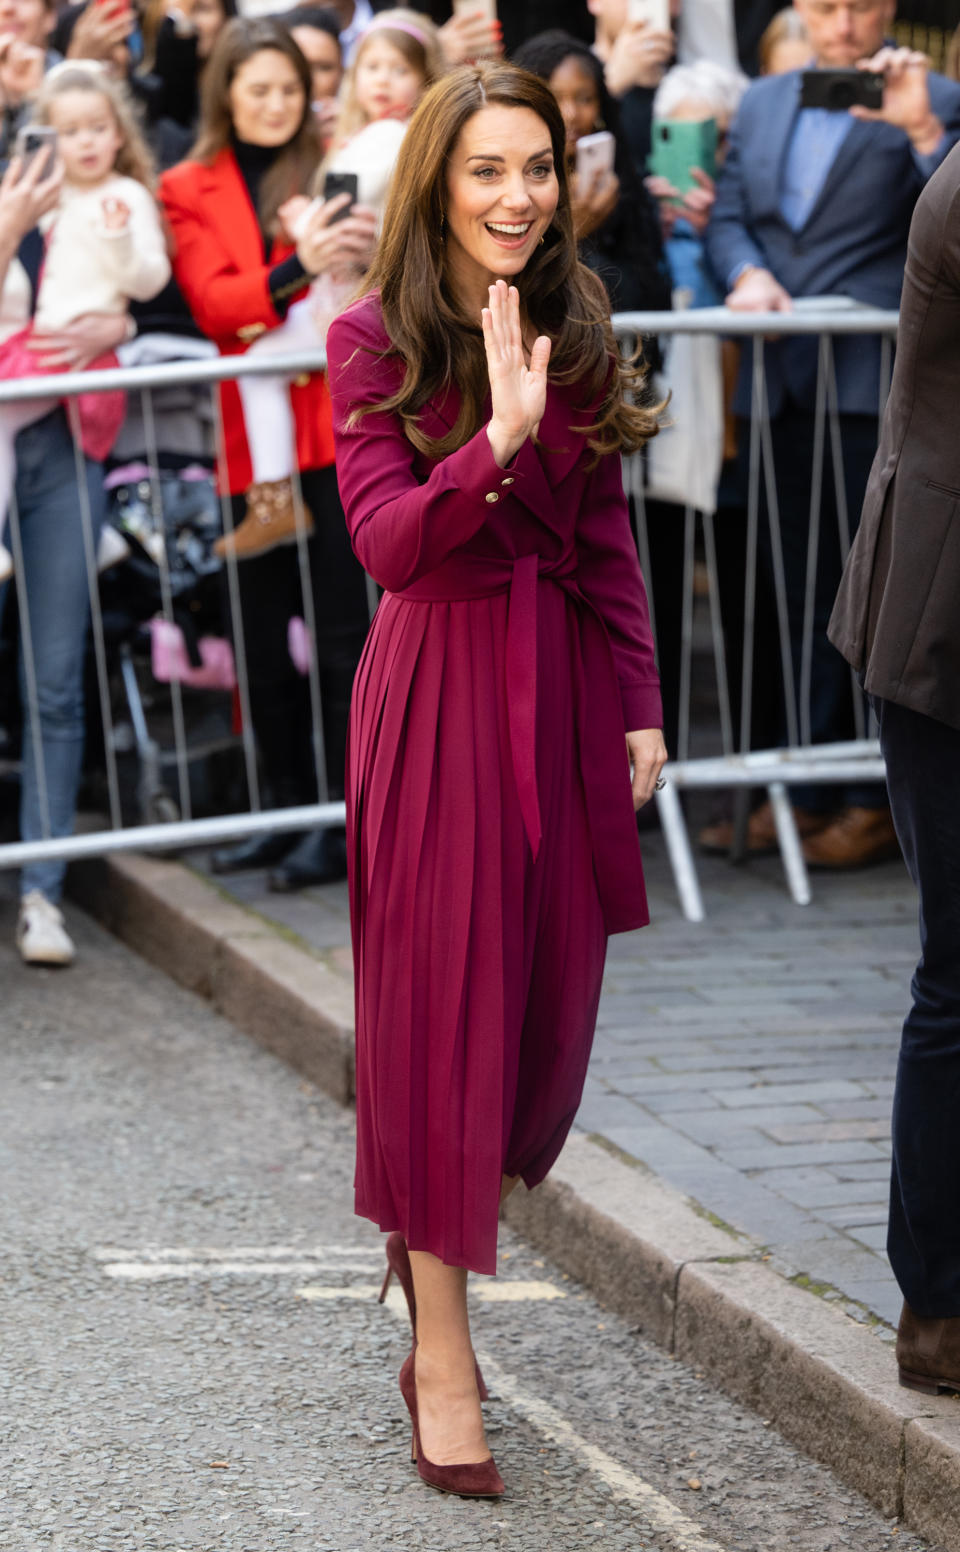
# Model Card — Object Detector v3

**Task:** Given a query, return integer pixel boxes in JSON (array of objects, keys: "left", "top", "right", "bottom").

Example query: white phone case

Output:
[
  {"left": 575, "top": 130, "right": 616, "bottom": 185},
  {"left": 453, "top": 0, "right": 497, "bottom": 18},
  {"left": 627, "top": 0, "right": 670, "bottom": 30}
]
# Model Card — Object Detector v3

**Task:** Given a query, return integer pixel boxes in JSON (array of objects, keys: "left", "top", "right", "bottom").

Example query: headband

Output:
[{"left": 360, "top": 17, "right": 430, "bottom": 49}]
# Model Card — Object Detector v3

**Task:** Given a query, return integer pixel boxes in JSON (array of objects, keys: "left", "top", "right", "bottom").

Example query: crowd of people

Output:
[{"left": 1, "top": 0, "right": 958, "bottom": 969}]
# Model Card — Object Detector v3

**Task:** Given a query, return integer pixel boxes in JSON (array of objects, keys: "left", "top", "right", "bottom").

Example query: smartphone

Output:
[
  {"left": 13, "top": 124, "right": 57, "bottom": 180},
  {"left": 628, "top": 0, "right": 670, "bottom": 29},
  {"left": 453, "top": 0, "right": 497, "bottom": 18},
  {"left": 575, "top": 129, "right": 616, "bottom": 187},
  {"left": 648, "top": 117, "right": 717, "bottom": 196},
  {"left": 800, "top": 69, "right": 884, "bottom": 111},
  {"left": 323, "top": 170, "right": 359, "bottom": 222}
]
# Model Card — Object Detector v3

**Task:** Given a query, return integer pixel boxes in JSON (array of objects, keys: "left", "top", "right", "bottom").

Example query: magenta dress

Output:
[{"left": 327, "top": 294, "right": 662, "bottom": 1274}]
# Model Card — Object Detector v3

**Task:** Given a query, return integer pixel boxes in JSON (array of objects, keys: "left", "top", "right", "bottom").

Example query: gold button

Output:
[
  {"left": 501, "top": 476, "right": 515, "bottom": 486},
  {"left": 237, "top": 322, "right": 267, "bottom": 342},
  {"left": 292, "top": 373, "right": 310, "bottom": 388},
  {"left": 485, "top": 492, "right": 499, "bottom": 504}
]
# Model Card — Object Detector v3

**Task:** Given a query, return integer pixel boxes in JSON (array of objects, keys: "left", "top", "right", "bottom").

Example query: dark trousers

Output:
[
  {"left": 228, "top": 464, "right": 369, "bottom": 803},
  {"left": 745, "top": 407, "right": 884, "bottom": 809},
  {"left": 878, "top": 695, "right": 960, "bottom": 1316}
]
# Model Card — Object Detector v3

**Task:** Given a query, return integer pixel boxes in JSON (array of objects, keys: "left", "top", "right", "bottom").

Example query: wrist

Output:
[
  {"left": 906, "top": 112, "right": 942, "bottom": 154},
  {"left": 486, "top": 420, "right": 523, "bottom": 468}
]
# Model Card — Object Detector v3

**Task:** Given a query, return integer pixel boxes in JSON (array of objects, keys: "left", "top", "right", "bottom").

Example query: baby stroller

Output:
[{"left": 87, "top": 334, "right": 247, "bottom": 828}]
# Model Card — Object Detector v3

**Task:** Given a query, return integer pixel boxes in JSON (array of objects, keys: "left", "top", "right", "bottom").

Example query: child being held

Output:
[
  {"left": 219, "top": 9, "right": 443, "bottom": 563},
  {"left": 0, "top": 61, "right": 170, "bottom": 582}
]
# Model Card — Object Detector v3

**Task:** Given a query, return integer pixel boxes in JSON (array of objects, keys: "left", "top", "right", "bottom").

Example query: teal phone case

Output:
[{"left": 648, "top": 118, "right": 718, "bottom": 196}]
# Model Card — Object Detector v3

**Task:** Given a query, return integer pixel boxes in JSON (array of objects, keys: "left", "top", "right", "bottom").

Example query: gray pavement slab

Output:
[{"left": 183, "top": 826, "right": 916, "bottom": 1328}]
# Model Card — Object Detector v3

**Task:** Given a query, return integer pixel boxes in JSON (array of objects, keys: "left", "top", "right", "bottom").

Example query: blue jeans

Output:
[
  {"left": 0, "top": 409, "right": 104, "bottom": 903},
  {"left": 878, "top": 695, "right": 960, "bottom": 1316}
]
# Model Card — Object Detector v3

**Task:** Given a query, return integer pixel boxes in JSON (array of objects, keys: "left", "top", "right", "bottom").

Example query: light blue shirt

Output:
[
  {"left": 780, "top": 79, "right": 947, "bottom": 232},
  {"left": 780, "top": 106, "right": 853, "bottom": 231}
]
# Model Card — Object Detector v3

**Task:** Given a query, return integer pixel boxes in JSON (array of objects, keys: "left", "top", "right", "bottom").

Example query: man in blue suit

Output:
[{"left": 704, "top": 0, "right": 960, "bottom": 868}]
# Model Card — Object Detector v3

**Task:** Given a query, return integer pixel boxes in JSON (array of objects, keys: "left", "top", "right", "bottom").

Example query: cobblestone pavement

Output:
[
  {"left": 205, "top": 827, "right": 917, "bottom": 1328},
  {"left": 0, "top": 884, "right": 936, "bottom": 1551}
]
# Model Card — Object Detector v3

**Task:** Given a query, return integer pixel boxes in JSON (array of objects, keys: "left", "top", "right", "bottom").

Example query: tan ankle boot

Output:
[{"left": 214, "top": 477, "right": 315, "bottom": 562}]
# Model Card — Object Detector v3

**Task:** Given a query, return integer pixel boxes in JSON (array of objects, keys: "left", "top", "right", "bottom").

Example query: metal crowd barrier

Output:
[
  {"left": 0, "top": 348, "right": 354, "bottom": 875},
  {"left": 0, "top": 305, "right": 899, "bottom": 923},
  {"left": 615, "top": 301, "right": 898, "bottom": 921}
]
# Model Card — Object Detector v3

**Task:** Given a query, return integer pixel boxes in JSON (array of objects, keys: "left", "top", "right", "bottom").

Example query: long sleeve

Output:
[
  {"left": 160, "top": 164, "right": 287, "bottom": 342},
  {"left": 97, "top": 181, "right": 171, "bottom": 302},
  {"left": 327, "top": 301, "right": 517, "bottom": 592},
  {"left": 704, "top": 93, "right": 770, "bottom": 293},
  {"left": 576, "top": 448, "right": 663, "bottom": 732}
]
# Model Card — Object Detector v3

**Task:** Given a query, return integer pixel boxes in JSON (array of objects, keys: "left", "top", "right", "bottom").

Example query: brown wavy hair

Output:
[
  {"left": 355, "top": 61, "right": 659, "bottom": 460},
  {"left": 191, "top": 17, "right": 323, "bottom": 234}
]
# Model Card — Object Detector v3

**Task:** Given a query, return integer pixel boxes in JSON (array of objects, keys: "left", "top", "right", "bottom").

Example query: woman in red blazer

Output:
[
  {"left": 159, "top": 17, "right": 374, "bottom": 885},
  {"left": 327, "top": 63, "right": 667, "bottom": 1497}
]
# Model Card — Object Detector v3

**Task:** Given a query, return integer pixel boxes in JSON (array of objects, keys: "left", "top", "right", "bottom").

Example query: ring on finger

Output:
[{"left": 654, "top": 775, "right": 667, "bottom": 791}]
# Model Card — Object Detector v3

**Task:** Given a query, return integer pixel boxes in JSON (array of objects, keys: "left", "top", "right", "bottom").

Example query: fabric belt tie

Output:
[{"left": 395, "top": 551, "right": 646, "bottom": 934}]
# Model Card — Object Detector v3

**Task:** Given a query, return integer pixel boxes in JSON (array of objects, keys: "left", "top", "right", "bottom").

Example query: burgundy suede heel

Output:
[
  {"left": 379, "top": 1231, "right": 490, "bottom": 1402},
  {"left": 398, "top": 1351, "right": 504, "bottom": 1499}
]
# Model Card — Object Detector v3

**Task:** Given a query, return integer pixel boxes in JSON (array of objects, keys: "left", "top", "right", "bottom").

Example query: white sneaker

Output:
[{"left": 16, "top": 890, "right": 75, "bottom": 966}]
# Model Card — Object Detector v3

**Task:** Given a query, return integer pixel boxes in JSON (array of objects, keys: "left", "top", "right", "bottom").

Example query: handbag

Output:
[{"left": 645, "top": 289, "right": 725, "bottom": 515}]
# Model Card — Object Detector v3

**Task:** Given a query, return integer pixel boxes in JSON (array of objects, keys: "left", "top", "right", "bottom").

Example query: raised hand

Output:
[
  {"left": 101, "top": 196, "right": 131, "bottom": 231},
  {"left": 482, "top": 279, "right": 551, "bottom": 468}
]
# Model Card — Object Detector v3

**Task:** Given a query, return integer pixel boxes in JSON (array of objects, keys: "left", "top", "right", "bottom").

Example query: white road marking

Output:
[
  {"left": 92, "top": 1244, "right": 727, "bottom": 1549},
  {"left": 91, "top": 1245, "right": 381, "bottom": 1263},
  {"left": 483, "top": 1360, "right": 729, "bottom": 1552},
  {"left": 294, "top": 1281, "right": 565, "bottom": 1305}
]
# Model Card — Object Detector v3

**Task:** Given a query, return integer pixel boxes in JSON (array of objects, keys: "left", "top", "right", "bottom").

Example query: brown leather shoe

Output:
[
  {"left": 699, "top": 799, "right": 830, "bottom": 855},
  {"left": 897, "top": 1302, "right": 960, "bottom": 1395},
  {"left": 214, "top": 477, "right": 314, "bottom": 562},
  {"left": 801, "top": 806, "right": 901, "bottom": 869}
]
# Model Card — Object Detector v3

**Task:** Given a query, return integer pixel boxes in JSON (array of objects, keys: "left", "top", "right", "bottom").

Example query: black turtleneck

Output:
[{"left": 231, "top": 134, "right": 310, "bottom": 319}]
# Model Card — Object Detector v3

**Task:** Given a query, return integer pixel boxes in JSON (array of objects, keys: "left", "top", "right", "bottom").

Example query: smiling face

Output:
[
  {"left": 48, "top": 87, "right": 123, "bottom": 187},
  {"left": 353, "top": 34, "right": 424, "bottom": 123},
  {"left": 227, "top": 47, "right": 306, "bottom": 147},
  {"left": 549, "top": 55, "right": 601, "bottom": 153},
  {"left": 443, "top": 104, "right": 560, "bottom": 311}
]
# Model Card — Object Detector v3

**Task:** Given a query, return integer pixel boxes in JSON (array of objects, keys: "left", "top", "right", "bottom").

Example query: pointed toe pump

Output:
[
  {"left": 379, "top": 1231, "right": 490, "bottom": 1402},
  {"left": 398, "top": 1351, "right": 505, "bottom": 1499}
]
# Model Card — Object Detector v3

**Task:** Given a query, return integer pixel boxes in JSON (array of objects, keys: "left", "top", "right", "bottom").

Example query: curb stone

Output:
[{"left": 69, "top": 850, "right": 960, "bottom": 1549}]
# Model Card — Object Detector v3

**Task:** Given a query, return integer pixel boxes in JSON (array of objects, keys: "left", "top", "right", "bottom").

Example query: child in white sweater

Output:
[
  {"left": 219, "top": 9, "right": 443, "bottom": 562},
  {"left": 0, "top": 63, "right": 170, "bottom": 582}
]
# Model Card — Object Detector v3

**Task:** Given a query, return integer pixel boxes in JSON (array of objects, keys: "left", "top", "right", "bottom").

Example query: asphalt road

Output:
[{"left": 0, "top": 896, "right": 939, "bottom": 1552}]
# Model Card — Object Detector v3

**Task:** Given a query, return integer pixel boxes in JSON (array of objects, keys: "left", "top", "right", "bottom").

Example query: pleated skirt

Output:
[{"left": 347, "top": 582, "right": 608, "bottom": 1274}]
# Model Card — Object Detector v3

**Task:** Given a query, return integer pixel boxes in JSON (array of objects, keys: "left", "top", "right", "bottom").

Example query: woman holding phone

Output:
[
  {"left": 514, "top": 30, "right": 671, "bottom": 316},
  {"left": 160, "top": 18, "right": 374, "bottom": 887},
  {"left": 327, "top": 60, "right": 665, "bottom": 1497}
]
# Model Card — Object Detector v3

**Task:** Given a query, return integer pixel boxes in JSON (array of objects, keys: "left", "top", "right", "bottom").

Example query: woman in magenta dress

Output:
[{"left": 326, "top": 61, "right": 666, "bottom": 1499}]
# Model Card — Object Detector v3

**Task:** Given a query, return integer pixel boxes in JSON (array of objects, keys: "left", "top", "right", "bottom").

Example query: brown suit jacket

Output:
[{"left": 829, "top": 144, "right": 960, "bottom": 731}]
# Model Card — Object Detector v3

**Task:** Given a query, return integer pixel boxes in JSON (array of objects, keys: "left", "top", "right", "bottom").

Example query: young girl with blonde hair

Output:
[
  {"left": 219, "top": 9, "right": 444, "bottom": 561},
  {"left": 0, "top": 62, "right": 170, "bottom": 581}
]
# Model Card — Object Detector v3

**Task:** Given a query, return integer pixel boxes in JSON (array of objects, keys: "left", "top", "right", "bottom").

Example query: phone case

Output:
[
  {"left": 575, "top": 130, "right": 616, "bottom": 184},
  {"left": 453, "top": 0, "right": 497, "bottom": 17},
  {"left": 799, "top": 69, "right": 884, "bottom": 112},
  {"left": 648, "top": 119, "right": 717, "bottom": 196},
  {"left": 628, "top": 0, "right": 669, "bottom": 30}
]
